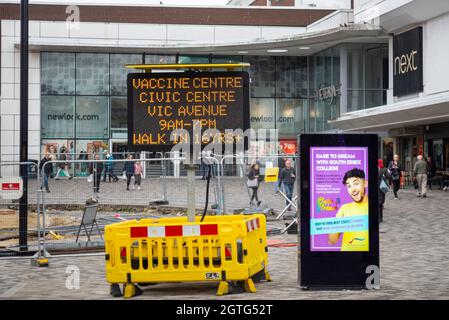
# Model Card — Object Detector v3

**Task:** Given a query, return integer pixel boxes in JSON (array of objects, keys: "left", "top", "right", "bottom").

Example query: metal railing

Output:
[{"left": 0, "top": 153, "right": 299, "bottom": 259}]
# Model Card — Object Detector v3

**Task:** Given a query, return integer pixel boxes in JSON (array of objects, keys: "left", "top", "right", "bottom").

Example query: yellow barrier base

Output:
[
  {"left": 123, "top": 283, "right": 143, "bottom": 299},
  {"left": 30, "top": 258, "right": 49, "bottom": 267},
  {"left": 216, "top": 281, "right": 229, "bottom": 296},
  {"left": 244, "top": 278, "right": 257, "bottom": 293},
  {"left": 265, "top": 271, "right": 272, "bottom": 282}
]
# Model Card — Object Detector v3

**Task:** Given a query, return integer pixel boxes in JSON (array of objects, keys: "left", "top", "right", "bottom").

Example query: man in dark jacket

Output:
[
  {"left": 89, "top": 154, "right": 104, "bottom": 193},
  {"left": 275, "top": 156, "right": 287, "bottom": 195},
  {"left": 39, "top": 153, "right": 53, "bottom": 192},
  {"left": 123, "top": 154, "right": 135, "bottom": 191},
  {"left": 278, "top": 158, "right": 296, "bottom": 211}
]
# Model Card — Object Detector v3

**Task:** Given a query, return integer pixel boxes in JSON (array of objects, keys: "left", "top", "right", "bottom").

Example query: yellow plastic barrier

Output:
[
  {"left": 105, "top": 214, "right": 271, "bottom": 298},
  {"left": 264, "top": 167, "right": 279, "bottom": 183}
]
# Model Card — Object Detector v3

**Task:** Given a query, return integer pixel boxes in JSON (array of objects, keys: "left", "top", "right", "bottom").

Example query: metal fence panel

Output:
[{"left": 0, "top": 162, "right": 41, "bottom": 258}]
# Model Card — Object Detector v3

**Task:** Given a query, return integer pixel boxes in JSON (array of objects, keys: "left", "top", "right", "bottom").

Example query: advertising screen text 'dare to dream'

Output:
[{"left": 128, "top": 72, "right": 250, "bottom": 150}]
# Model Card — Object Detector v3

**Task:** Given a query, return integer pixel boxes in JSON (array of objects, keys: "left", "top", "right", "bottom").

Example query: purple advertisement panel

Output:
[{"left": 310, "top": 147, "right": 369, "bottom": 252}]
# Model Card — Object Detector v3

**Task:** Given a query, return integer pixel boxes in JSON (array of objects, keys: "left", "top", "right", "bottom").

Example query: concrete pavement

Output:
[{"left": 1, "top": 186, "right": 449, "bottom": 299}]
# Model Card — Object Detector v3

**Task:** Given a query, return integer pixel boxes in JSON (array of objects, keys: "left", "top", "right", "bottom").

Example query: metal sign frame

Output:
[{"left": 127, "top": 68, "right": 250, "bottom": 152}]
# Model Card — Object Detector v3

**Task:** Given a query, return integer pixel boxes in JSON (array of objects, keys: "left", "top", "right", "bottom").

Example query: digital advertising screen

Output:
[
  {"left": 127, "top": 71, "right": 250, "bottom": 151},
  {"left": 309, "top": 147, "right": 369, "bottom": 252},
  {"left": 299, "top": 134, "right": 379, "bottom": 289}
]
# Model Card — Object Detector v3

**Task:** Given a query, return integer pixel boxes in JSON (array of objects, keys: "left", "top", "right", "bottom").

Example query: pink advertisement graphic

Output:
[{"left": 310, "top": 147, "right": 369, "bottom": 252}]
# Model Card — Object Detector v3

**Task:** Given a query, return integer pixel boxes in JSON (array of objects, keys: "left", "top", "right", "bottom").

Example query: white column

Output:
[
  {"left": 339, "top": 45, "right": 348, "bottom": 115},
  {"left": 388, "top": 36, "right": 394, "bottom": 104}
]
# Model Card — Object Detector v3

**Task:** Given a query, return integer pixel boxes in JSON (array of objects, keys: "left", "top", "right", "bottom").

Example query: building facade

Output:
[
  {"left": 1, "top": 0, "right": 447, "bottom": 176},
  {"left": 334, "top": 0, "right": 449, "bottom": 173}
]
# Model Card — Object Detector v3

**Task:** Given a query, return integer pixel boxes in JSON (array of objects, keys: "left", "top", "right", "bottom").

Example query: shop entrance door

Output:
[{"left": 111, "top": 141, "right": 128, "bottom": 159}]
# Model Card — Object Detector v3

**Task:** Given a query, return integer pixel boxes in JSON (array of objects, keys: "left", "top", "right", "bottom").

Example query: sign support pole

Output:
[
  {"left": 186, "top": 163, "right": 196, "bottom": 222},
  {"left": 19, "top": 0, "right": 29, "bottom": 252}
]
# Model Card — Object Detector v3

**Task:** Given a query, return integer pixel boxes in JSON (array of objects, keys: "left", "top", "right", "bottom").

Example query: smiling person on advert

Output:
[{"left": 328, "top": 168, "right": 369, "bottom": 251}]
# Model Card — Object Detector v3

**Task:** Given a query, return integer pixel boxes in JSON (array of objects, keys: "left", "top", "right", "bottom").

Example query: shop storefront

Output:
[
  {"left": 39, "top": 43, "right": 388, "bottom": 173},
  {"left": 425, "top": 122, "right": 449, "bottom": 171}
]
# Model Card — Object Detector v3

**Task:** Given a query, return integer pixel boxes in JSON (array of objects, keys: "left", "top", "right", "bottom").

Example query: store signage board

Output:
[
  {"left": 298, "top": 134, "right": 379, "bottom": 289},
  {"left": 314, "top": 83, "right": 341, "bottom": 105},
  {"left": 127, "top": 71, "right": 250, "bottom": 151},
  {"left": 393, "top": 27, "right": 423, "bottom": 97},
  {"left": 0, "top": 177, "right": 23, "bottom": 200}
]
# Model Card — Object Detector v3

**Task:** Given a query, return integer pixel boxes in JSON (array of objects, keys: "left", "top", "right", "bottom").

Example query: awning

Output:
[
  {"left": 17, "top": 24, "right": 386, "bottom": 56},
  {"left": 329, "top": 92, "right": 449, "bottom": 132}
]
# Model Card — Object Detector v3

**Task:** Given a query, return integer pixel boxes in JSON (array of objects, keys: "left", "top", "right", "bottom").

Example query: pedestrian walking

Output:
[
  {"left": 275, "top": 156, "right": 287, "bottom": 195},
  {"left": 387, "top": 154, "right": 402, "bottom": 199},
  {"left": 39, "top": 152, "right": 53, "bottom": 193},
  {"left": 123, "top": 154, "right": 135, "bottom": 191},
  {"left": 414, "top": 155, "right": 429, "bottom": 198},
  {"left": 134, "top": 160, "right": 143, "bottom": 191},
  {"left": 104, "top": 153, "right": 119, "bottom": 182},
  {"left": 247, "top": 163, "right": 261, "bottom": 207},
  {"left": 55, "top": 146, "right": 72, "bottom": 179},
  {"left": 378, "top": 159, "right": 389, "bottom": 223},
  {"left": 278, "top": 158, "right": 296, "bottom": 211},
  {"left": 89, "top": 154, "right": 104, "bottom": 193}
]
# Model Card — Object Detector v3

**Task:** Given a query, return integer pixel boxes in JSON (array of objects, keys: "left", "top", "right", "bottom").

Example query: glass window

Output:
[
  {"left": 365, "top": 90, "right": 383, "bottom": 109},
  {"left": 76, "top": 53, "right": 109, "bottom": 95},
  {"left": 210, "top": 55, "right": 244, "bottom": 71},
  {"left": 308, "top": 46, "right": 342, "bottom": 132},
  {"left": 308, "top": 101, "right": 317, "bottom": 133},
  {"left": 315, "top": 55, "right": 325, "bottom": 85},
  {"left": 314, "top": 102, "right": 325, "bottom": 132},
  {"left": 76, "top": 140, "right": 109, "bottom": 159},
  {"left": 75, "top": 96, "right": 109, "bottom": 138},
  {"left": 276, "top": 99, "right": 304, "bottom": 137},
  {"left": 276, "top": 56, "right": 308, "bottom": 98},
  {"left": 41, "top": 52, "right": 75, "bottom": 95},
  {"left": 347, "top": 89, "right": 364, "bottom": 112},
  {"left": 145, "top": 54, "right": 176, "bottom": 64},
  {"left": 110, "top": 54, "right": 142, "bottom": 96},
  {"left": 74, "top": 139, "right": 109, "bottom": 176},
  {"left": 212, "top": 55, "right": 243, "bottom": 64},
  {"left": 347, "top": 44, "right": 364, "bottom": 89},
  {"left": 250, "top": 98, "right": 275, "bottom": 130},
  {"left": 111, "top": 96, "right": 127, "bottom": 129},
  {"left": 178, "top": 55, "right": 209, "bottom": 64},
  {"left": 244, "top": 56, "right": 275, "bottom": 98},
  {"left": 41, "top": 139, "right": 76, "bottom": 175},
  {"left": 364, "top": 44, "right": 382, "bottom": 90},
  {"left": 41, "top": 96, "right": 75, "bottom": 138}
]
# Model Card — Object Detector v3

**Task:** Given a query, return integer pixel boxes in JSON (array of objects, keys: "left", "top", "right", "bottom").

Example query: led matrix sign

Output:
[{"left": 128, "top": 71, "right": 250, "bottom": 151}]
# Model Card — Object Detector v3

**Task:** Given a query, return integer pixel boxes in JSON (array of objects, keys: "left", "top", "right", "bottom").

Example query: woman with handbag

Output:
[
  {"left": 387, "top": 154, "right": 402, "bottom": 199},
  {"left": 247, "top": 163, "right": 261, "bottom": 207}
]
